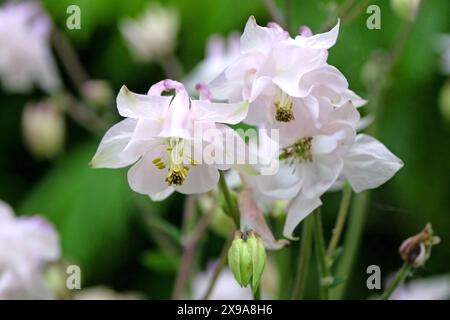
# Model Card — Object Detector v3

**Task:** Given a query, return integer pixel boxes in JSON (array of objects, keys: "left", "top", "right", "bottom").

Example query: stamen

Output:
[
  {"left": 280, "top": 137, "right": 313, "bottom": 163},
  {"left": 274, "top": 89, "right": 294, "bottom": 122}
]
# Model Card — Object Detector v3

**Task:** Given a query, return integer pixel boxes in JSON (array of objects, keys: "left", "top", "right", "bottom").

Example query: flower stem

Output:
[
  {"left": 218, "top": 171, "right": 240, "bottom": 228},
  {"left": 381, "top": 263, "right": 411, "bottom": 300},
  {"left": 312, "top": 209, "right": 331, "bottom": 300},
  {"left": 326, "top": 184, "right": 352, "bottom": 259},
  {"left": 291, "top": 214, "right": 314, "bottom": 299},
  {"left": 201, "top": 233, "right": 234, "bottom": 300},
  {"left": 333, "top": 191, "right": 369, "bottom": 299}
]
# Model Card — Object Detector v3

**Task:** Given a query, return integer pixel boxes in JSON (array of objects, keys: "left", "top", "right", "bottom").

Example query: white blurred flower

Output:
[
  {"left": 0, "top": 201, "right": 60, "bottom": 299},
  {"left": 390, "top": 0, "right": 421, "bottom": 21},
  {"left": 184, "top": 32, "right": 241, "bottom": 93},
  {"left": 91, "top": 80, "right": 248, "bottom": 201},
  {"left": 73, "top": 286, "right": 143, "bottom": 300},
  {"left": 22, "top": 100, "right": 65, "bottom": 159},
  {"left": 0, "top": 1, "right": 61, "bottom": 93},
  {"left": 120, "top": 3, "right": 179, "bottom": 62},
  {"left": 390, "top": 274, "right": 450, "bottom": 300}
]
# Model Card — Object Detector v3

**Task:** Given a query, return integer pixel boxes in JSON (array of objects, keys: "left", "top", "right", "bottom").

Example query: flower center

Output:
[
  {"left": 279, "top": 137, "right": 313, "bottom": 163},
  {"left": 152, "top": 138, "right": 196, "bottom": 186},
  {"left": 274, "top": 89, "right": 294, "bottom": 122}
]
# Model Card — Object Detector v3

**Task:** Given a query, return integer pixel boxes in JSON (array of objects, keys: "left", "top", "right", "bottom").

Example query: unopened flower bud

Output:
[
  {"left": 228, "top": 230, "right": 266, "bottom": 292},
  {"left": 390, "top": 0, "right": 421, "bottom": 21},
  {"left": 81, "top": 80, "right": 113, "bottom": 109},
  {"left": 399, "top": 223, "right": 440, "bottom": 268},
  {"left": 438, "top": 80, "right": 450, "bottom": 125},
  {"left": 22, "top": 100, "right": 65, "bottom": 159}
]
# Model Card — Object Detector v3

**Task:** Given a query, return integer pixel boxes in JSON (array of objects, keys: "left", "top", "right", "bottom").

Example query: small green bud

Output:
[
  {"left": 228, "top": 230, "right": 266, "bottom": 292},
  {"left": 439, "top": 80, "right": 450, "bottom": 125}
]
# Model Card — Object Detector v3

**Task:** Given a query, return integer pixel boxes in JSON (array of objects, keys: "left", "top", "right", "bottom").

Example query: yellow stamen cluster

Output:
[
  {"left": 275, "top": 89, "right": 294, "bottom": 122},
  {"left": 280, "top": 137, "right": 313, "bottom": 163},
  {"left": 152, "top": 138, "right": 197, "bottom": 186}
]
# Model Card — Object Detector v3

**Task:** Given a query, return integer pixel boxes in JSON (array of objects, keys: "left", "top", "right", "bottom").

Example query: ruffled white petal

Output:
[
  {"left": 294, "top": 20, "right": 340, "bottom": 49},
  {"left": 191, "top": 100, "right": 249, "bottom": 125},
  {"left": 284, "top": 193, "right": 322, "bottom": 239},
  {"left": 116, "top": 85, "right": 171, "bottom": 119},
  {"left": 302, "top": 156, "right": 343, "bottom": 199},
  {"left": 90, "top": 118, "right": 138, "bottom": 168},
  {"left": 127, "top": 146, "right": 175, "bottom": 201},
  {"left": 343, "top": 134, "right": 403, "bottom": 192},
  {"left": 174, "top": 164, "right": 219, "bottom": 194}
]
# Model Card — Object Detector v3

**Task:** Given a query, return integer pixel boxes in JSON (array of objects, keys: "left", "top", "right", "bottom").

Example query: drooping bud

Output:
[
  {"left": 22, "top": 100, "right": 65, "bottom": 160},
  {"left": 438, "top": 80, "right": 450, "bottom": 125},
  {"left": 390, "top": 0, "right": 421, "bottom": 21},
  {"left": 399, "top": 223, "right": 440, "bottom": 268},
  {"left": 81, "top": 80, "right": 113, "bottom": 109},
  {"left": 228, "top": 230, "right": 266, "bottom": 293}
]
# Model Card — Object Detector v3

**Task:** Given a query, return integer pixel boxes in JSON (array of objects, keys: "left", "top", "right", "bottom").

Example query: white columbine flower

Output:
[
  {"left": 254, "top": 101, "right": 403, "bottom": 239},
  {"left": 0, "top": 201, "right": 60, "bottom": 299},
  {"left": 120, "top": 3, "right": 179, "bottom": 62},
  {"left": 91, "top": 80, "right": 248, "bottom": 201},
  {"left": 0, "top": 1, "right": 61, "bottom": 93},
  {"left": 184, "top": 32, "right": 241, "bottom": 93},
  {"left": 210, "top": 16, "right": 365, "bottom": 128}
]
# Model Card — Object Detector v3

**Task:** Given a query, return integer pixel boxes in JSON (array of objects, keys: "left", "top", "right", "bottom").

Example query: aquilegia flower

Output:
[
  {"left": 0, "top": 1, "right": 61, "bottom": 93},
  {"left": 91, "top": 80, "right": 249, "bottom": 200},
  {"left": 120, "top": 3, "right": 179, "bottom": 63},
  {"left": 0, "top": 201, "right": 60, "bottom": 299},
  {"left": 210, "top": 16, "right": 365, "bottom": 129}
]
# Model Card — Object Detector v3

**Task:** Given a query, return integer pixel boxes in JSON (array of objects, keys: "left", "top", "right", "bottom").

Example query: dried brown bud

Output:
[{"left": 399, "top": 223, "right": 440, "bottom": 268}]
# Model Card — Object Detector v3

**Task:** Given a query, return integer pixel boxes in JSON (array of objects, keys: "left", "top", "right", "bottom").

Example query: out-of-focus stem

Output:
[
  {"left": 381, "top": 263, "right": 411, "bottom": 300},
  {"left": 172, "top": 196, "right": 216, "bottom": 299},
  {"left": 263, "top": 0, "right": 284, "bottom": 28},
  {"left": 327, "top": 184, "right": 352, "bottom": 259},
  {"left": 159, "top": 53, "right": 183, "bottom": 80},
  {"left": 291, "top": 214, "right": 314, "bottom": 299},
  {"left": 312, "top": 209, "right": 331, "bottom": 300},
  {"left": 218, "top": 171, "right": 240, "bottom": 228},
  {"left": 201, "top": 233, "right": 234, "bottom": 300}
]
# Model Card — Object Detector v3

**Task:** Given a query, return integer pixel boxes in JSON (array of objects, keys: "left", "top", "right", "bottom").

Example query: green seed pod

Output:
[{"left": 248, "top": 232, "right": 266, "bottom": 293}]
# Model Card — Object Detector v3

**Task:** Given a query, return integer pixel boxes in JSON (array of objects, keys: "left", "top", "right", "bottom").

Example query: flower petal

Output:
[
  {"left": 239, "top": 185, "right": 289, "bottom": 250},
  {"left": 284, "top": 193, "right": 322, "bottom": 239},
  {"left": 191, "top": 100, "right": 249, "bottom": 125},
  {"left": 302, "top": 156, "right": 343, "bottom": 199},
  {"left": 343, "top": 134, "right": 403, "bottom": 192},
  {"left": 117, "top": 85, "right": 171, "bottom": 119},
  {"left": 255, "top": 163, "right": 303, "bottom": 200},
  {"left": 294, "top": 19, "right": 340, "bottom": 49},
  {"left": 127, "top": 146, "right": 175, "bottom": 201},
  {"left": 90, "top": 118, "right": 138, "bottom": 168},
  {"left": 174, "top": 164, "right": 219, "bottom": 194}
]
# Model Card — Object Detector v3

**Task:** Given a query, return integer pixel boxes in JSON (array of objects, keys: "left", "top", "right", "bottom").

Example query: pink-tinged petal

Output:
[
  {"left": 284, "top": 193, "right": 322, "bottom": 239},
  {"left": 239, "top": 186, "right": 289, "bottom": 250},
  {"left": 158, "top": 92, "right": 193, "bottom": 139},
  {"left": 90, "top": 118, "right": 138, "bottom": 168},
  {"left": 342, "top": 89, "right": 367, "bottom": 108},
  {"left": 329, "top": 100, "right": 360, "bottom": 126},
  {"left": 272, "top": 47, "right": 328, "bottom": 97},
  {"left": 343, "top": 134, "right": 403, "bottom": 192},
  {"left": 240, "top": 16, "right": 275, "bottom": 54},
  {"left": 174, "top": 164, "right": 219, "bottom": 194},
  {"left": 298, "top": 25, "right": 313, "bottom": 37},
  {"left": 300, "top": 65, "right": 348, "bottom": 97},
  {"left": 255, "top": 163, "right": 303, "bottom": 200},
  {"left": 294, "top": 19, "right": 340, "bottom": 49},
  {"left": 191, "top": 100, "right": 249, "bottom": 125},
  {"left": 249, "top": 76, "right": 274, "bottom": 102},
  {"left": 311, "top": 134, "right": 339, "bottom": 155},
  {"left": 127, "top": 146, "right": 175, "bottom": 201},
  {"left": 117, "top": 85, "right": 171, "bottom": 119},
  {"left": 302, "top": 156, "right": 343, "bottom": 199}
]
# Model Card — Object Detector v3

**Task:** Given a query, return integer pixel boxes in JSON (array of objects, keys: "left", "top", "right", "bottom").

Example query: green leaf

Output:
[
  {"left": 141, "top": 250, "right": 180, "bottom": 274},
  {"left": 19, "top": 141, "right": 143, "bottom": 283}
]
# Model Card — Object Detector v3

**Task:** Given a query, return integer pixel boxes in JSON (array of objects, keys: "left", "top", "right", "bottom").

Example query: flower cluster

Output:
[
  {"left": 93, "top": 16, "right": 403, "bottom": 242},
  {"left": 0, "top": 201, "right": 60, "bottom": 299},
  {"left": 0, "top": 1, "right": 60, "bottom": 93},
  {"left": 210, "top": 17, "right": 403, "bottom": 238}
]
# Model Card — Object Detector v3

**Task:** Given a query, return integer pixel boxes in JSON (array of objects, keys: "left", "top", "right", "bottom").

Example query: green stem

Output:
[
  {"left": 333, "top": 192, "right": 369, "bottom": 299},
  {"left": 381, "top": 263, "right": 411, "bottom": 300},
  {"left": 326, "top": 184, "right": 352, "bottom": 259},
  {"left": 218, "top": 171, "right": 240, "bottom": 228},
  {"left": 291, "top": 215, "right": 314, "bottom": 299},
  {"left": 312, "top": 209, "right": 331, "bottom": 300}
]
